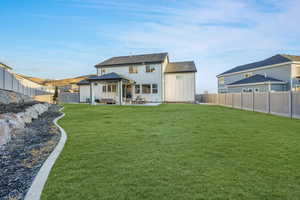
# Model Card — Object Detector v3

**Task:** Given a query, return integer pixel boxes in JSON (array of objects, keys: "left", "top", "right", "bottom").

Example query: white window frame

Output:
[
  {"left": 146, "top": 65, "right": 156, "bottom": 73},
  {"left": 135, "top": 84, "right": 140, "bottom": 94},
  {"left": 152, "top": 84, "right": 158, "bottom": 94},
  {"left": 129, "top": 66, "right": 138, "bottom": 74}
]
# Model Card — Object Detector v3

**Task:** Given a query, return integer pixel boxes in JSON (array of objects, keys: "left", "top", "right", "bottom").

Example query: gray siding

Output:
[{"left": 219, "top": 64, "right": 292, "bottom": 93}]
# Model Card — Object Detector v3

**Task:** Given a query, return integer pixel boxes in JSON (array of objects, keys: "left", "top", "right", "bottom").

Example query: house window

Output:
[
  {"left": 152, "top": 84, "right": 158, "bottom": 94},
  {"left": 146, "top": 65, "right": 155, "bottom": 73},
  {"left": 107, "top": 85, "right": 112, "bottom": 92},
  {"left": 176, "top": 75, "right": 182, "bottom": 80},
  {"left": 102, "top": 85, "right": 106, "bottom": 92},
  {"left": 129, "top": 66, "right": 138, "bottom": 74},
  {"left": 94, "top": 83, "right": 98, "bottom": 86},
  {"left": 135, "top": 84, "right": 140, "bottom": 94},
  {"left": 296, "top": 67, "right": 300, "bottom": 77},
  {"left": 101, "top": 69, "right": 106, "bottom": 74},
  {"left": 248, "top": 88, "right": 253, "bottom": 92},
  {"left": 219, "top": 77, "right": 225, "bottom": 84},
  {"left": 142, "top": 84, "right": 151, "bottom": 94},
  {"left": 242, "top": 88, "right": 247, "bottom": 92},
  {"left": 254, "top": 88, "right": 259, "bottom": 92},
  {"left": 244, "top": 72, "right": 252, "bottom": 78},
  {"left": 112, "top": 85, "right": 116, "bottom": 92}
]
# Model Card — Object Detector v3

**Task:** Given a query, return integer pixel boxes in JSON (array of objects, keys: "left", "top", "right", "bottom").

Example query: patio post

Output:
[
  {"left": 90, "top": 82, "right": 95, "bottom": 105},
  {"left": 118, "top": 80, "right": 123, "bottom": 105}
]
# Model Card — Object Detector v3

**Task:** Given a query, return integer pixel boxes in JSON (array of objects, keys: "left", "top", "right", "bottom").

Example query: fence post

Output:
[
  {"left": 252, "top": 91, "right": 255, "bottom": 112},
  {"left": 241, "top": 92, "right": 243, "bottom": 109},
  {"left": 232, "top": 93, "right": 234, "bottom": 108},
  {"left": 225, "top": 93, "right": 227, "bottom": 106},
  {"left": 290, "top": 91, "right": 293, "bottom": 119},
  {"left": 268, "top": 91, "right": 271, "bottom": 114},
  {"left": 3, "top": 69, "right": 5, "bottom": 89}
]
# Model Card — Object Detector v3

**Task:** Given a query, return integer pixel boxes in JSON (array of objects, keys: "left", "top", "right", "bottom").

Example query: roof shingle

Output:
[
  {"left": 219, "top": 54, "right": 300, "bottom": 76},
  {"left": 95, "top": 53, "right": 168, "bottom": 67},
  {"left": 228, "top": 74, "right": 285, "bottom": 86},
  {"left": 165, "top": 61, "right": 197, "bottom": 73}
]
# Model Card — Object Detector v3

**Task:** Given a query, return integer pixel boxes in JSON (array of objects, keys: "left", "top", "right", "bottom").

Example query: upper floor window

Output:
[
  {"left": 102, "top": 85, "right": 106, "bottom": 92},
  {"left": 176, "top": 75, "right": 183, "bottom": 80},
  {"left": 146, "top": 65, "right": 156, "bottom": 73},
  {"left": 244, "top": 72, "right": 252, "bottom": 78},
  {"left": 218, "top": 77, "right": 224, "bottom": 84},
  {"left": 101, "top": 69, "right": 106, "bottom": 74},
  {"left": 129, "top": 66, "right": 138, "bottom": 74},
  {"left": 296, "top": 67, "right": 300, "bottom": 77}
]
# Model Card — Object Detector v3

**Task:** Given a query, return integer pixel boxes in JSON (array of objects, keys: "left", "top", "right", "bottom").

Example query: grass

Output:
[{"left": 42, "top": 104, "right": 300, "bottom": 200}]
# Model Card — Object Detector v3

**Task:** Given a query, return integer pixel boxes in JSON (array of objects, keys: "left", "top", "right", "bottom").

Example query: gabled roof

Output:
[
  {"left": 0, "top": 62, "right": 12, "bottom": 70},
  {"left": 86, "top": 72, "right": 130, "bottom": 81},
  {"left": 228, "top": 74, "right": 285, "bottom": 86},
  {"left": 95, "top": 52, "right": 168, "bottom": 67},
  {"left": 219, "top": 54, "right": 300, "bottom": 76},
  {"left": 165, "top": 61, "right": 197, "bottom": 73}
]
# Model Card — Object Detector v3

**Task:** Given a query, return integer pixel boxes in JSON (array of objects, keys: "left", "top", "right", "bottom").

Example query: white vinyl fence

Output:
[
  {"left": 0, "top": 68, "right": 50, "bottom": 97},
  {"left": 199, "top": 92, "right": 300, "bottom": 119},
  {"left": 58, "top": 92, "right": 80, "bottom": 103}
]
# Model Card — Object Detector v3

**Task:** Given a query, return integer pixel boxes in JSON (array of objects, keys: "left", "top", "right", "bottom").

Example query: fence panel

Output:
[
  {"left": 292, "top": 92, "right": 300, "bottom": 119},
  {"left": 242, "top": 93, "right": 253, "bottom": 111},
  {"left": 4, "top": 71, "right": 13, "bottom": 91},
  {"left": 12, "top": 76, "right": 18, "bottom": 91},
  {"left": 225, "top": 93, "right": 233, "bottom": 107},
  {"left": 218, "top": 93, "right": 226, "bottom": 105},
  {"left": 254, "top": 92, "right": 268, "bottom": 113},
  {"left": 270, "top": 92, "right": 290, "bottom": 117},
  {"left": 58, "top": 92, "right": 80, "bottom": 103},
  {"left": 233, "top": 93, "right": 241, "bottom": 108},
  {"left": 0, "top": 68, "right": 4, "bottom": 89}
]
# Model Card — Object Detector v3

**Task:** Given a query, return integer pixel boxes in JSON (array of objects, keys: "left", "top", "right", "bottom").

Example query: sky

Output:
[{"left": 1, "top": 0, "right": 300, "bottom": 93}]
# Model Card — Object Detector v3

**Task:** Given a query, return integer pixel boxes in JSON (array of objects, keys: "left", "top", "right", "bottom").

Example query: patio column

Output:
[
  {"left": 90, "top": 82, "right": 95, "bottom": 105},
  {"left": 118, "top": 80, "right": 123, "bottom": 105}
]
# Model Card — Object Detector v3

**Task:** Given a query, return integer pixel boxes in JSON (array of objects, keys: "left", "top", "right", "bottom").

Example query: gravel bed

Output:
[
  {"left": 0, "top": 102, "right": 39, "bottom": 114},
  {"left": 0, "top": 104, "right": 62, "bottom": 200}
]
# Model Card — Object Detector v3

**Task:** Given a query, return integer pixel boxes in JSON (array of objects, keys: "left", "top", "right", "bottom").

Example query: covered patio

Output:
[{"left": 87, "top": 72, "right": 135, "bottom": 105}]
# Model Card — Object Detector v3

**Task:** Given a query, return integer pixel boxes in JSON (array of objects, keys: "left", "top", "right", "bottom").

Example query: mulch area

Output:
[{"left": 0, "top": 104, "right": 62, "bottom": 200}]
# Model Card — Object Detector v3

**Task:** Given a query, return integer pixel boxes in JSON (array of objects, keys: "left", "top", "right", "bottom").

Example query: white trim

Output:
[
  {"left": 217, "top": 61, "right": 293, "bottom": 77},
  {"left": 25, "top": 107, "right": 67, "bottom": 200},
  {"left": 227, "top": 81, "right": 286, "bottom": 88}
]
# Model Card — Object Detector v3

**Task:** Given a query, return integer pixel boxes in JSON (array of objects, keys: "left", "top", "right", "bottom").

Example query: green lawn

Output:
[{"left": 42, "top": 104, "right": 300, "bottom": 200}]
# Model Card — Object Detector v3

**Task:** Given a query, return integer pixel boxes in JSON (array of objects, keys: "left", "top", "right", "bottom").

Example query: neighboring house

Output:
[
  {"left": 77, "top": 52, "right": 197, "bottom": 104},
  {"left": 58, "top": 82, "right": 79, "bottom": 93},
  {"left": 217, "top": 54, "right": 300, "bottom": 93}
]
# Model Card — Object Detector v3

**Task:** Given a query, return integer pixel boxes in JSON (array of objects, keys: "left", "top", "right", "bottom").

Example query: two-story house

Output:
[
  {"left": 217, "top": 54, "right": 300, "bottom": 93},
  {"left": 78, "top": 53, "right": 197, "bottom": 104}
]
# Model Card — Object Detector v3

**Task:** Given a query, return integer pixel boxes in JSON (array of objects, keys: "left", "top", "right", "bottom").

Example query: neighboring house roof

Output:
[
  {"left": 77, "top": 79, "right": 90, "bottom": 85},
  {"left": 219, "top": 54, "right": 300, "bottom": 76},
  {"left": 95, "top": 52, "right": 168, "bottom": 67},
  {"left": 228, "top": 74, "right": 285, "bottom": 86},
  {"left": 0, "top": 62, "right": 13, "bottom": 70},
  {"left": 165, "top": 61, "right": 197, "bottom": 73}
]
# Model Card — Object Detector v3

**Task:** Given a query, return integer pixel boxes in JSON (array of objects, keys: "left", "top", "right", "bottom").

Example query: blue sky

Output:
[{"left": 1, "top": 0, "right": 300, "bottom": 93}]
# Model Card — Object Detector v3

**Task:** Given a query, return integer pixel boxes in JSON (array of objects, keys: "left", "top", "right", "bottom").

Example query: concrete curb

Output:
[{"left": 25, "top": 107, "right": 67, "bottom": 200}]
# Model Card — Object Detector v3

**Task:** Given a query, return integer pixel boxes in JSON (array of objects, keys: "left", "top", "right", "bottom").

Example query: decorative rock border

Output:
[
  {"left": 0, "top": 103, "right": 50, "bottom": 146},
  {"left": 24, "top": 107, "right": 67, "bottom": 200}
]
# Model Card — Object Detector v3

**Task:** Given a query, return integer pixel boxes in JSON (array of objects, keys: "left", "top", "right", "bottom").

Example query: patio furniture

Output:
[
  {"left": 133, "top": 96, "right": 146, "bottom": 104},
  {"left": 100, "top": 98, "right": 116, "bottom": 104}
]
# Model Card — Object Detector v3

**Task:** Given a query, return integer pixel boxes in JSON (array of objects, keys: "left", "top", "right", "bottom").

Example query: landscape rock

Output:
[
  {"left": 0, "top": 120, "right": 11, "bottom": 146},
  {"left": 0, "top": 89, "right": 33, "bottom": 105},
  {"left": 0, "top": 103, "right": 51, "bottom": 146}
]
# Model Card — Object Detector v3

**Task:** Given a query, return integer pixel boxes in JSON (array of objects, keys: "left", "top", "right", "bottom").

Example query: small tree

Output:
[{"left": 53, "top": 86, "right": 59, "bottom": 104}]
